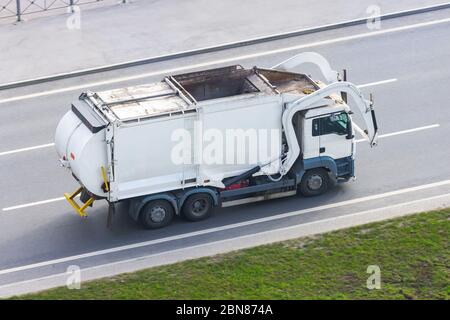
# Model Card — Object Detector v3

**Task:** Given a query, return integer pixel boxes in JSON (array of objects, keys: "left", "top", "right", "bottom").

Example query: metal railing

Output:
[{"left": 0, "top": 0, "right": 122, "bottom": 21}]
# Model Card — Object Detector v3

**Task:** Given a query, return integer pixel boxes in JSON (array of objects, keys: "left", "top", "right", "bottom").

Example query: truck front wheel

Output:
[
  {"left": 299, "top": 168, "right": 330, "bottom": 197},
  {"left": 139, "top": 200, "right": 174, "bottom": 229},
  {"left": 182, "top": 193, "right": 214, "bottom": 222}
]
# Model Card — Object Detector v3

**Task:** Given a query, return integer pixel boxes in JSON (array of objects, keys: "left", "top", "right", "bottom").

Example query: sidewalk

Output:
[{"left": 0, "top": 0, "right": 444, "bottom": 83}]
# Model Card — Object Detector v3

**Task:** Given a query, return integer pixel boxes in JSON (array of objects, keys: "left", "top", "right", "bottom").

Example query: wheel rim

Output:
[
  {"left": 307, "top": 174, "right": 323, "bottom": 191},
  {"left": 191, "top": 199, "right": 208, "bottom": 216},
  {"left": 149, "top": 205, "right": 166, "bottom": 223}
]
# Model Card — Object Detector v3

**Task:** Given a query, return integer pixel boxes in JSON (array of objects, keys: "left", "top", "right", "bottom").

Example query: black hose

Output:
[{"left": 222, "top": 166, "right": 261, "bottom": 187}]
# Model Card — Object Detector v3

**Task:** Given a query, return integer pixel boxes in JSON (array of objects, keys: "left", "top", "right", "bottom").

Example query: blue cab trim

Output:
[{"left": 296, "top": 156, "right": 354, "bottom": 184}]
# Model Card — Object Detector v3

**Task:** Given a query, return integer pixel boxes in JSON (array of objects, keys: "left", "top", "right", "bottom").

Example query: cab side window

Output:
[{"left": 312, "top": 113, "right": 348, "bottom": 136}]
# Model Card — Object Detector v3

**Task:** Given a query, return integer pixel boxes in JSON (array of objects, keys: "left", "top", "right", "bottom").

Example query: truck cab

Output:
[
  {"left": 303, "top": 106, "right": 355, "bottom": 175},
  {"left": 288, "top": 104, "right": 355, "bottom": 197}
]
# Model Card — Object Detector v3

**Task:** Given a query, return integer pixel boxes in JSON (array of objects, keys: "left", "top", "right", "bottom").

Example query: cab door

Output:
[
  {"left": 302, "top": 113, "right": 320, "bottom": 160},
  {"left": 314, "top": 112, "right": 352, "bottom": 160}
]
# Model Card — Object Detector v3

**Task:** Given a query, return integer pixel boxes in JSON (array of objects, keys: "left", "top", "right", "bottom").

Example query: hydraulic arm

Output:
[{"left": 279, "top": 81, "right": 378, "bottom": 175}]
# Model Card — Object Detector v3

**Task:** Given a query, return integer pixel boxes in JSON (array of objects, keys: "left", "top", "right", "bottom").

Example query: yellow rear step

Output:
[{"left": 64, "top": 187, "right": 95, "bottom": 217}]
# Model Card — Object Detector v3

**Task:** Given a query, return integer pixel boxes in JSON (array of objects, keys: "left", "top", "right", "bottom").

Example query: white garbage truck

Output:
[{"left": 55, "top": 55, "right": 378, "bottom": 229}]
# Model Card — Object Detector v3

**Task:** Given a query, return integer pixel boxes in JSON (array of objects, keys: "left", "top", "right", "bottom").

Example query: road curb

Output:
[{"left": 1, "top": 2, "right": 450, "bottom": 91}]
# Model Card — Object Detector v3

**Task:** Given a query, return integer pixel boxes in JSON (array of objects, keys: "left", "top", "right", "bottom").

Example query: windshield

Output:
[{"left": 312, "top": 112, "right": 349, "bottom": 136}]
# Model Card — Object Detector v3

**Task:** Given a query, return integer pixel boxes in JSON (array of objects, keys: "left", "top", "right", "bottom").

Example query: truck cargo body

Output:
[{"left": 55, "top": 65, "right": 377, "bottom": 228}]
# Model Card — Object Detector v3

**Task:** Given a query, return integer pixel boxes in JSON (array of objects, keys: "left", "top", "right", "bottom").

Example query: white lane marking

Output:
[
  {"left": 0, "top": 123, "right": 440, "bottom": 211},
  {"left": 1, "top": 178, "right": 450, "bottom": 275},
  {"left": 2, "top": 194, "right": 81, "bottom": 212},
  {"left": 1, "top": 17, "right": 449, "bottom": 104},
  {"left": 0, "top": 143, "right": 55, "bottom": 157},
  {"left": 355, "top": 124, "right": 440, "bottom": 143},
  {"left": 357, "top": 78, "right": 397, "bottom": 88},
  {"left": 0, "top": 78, "right": 394, "bottom": 157},
  {"left": 2, "top": 197, "right": 65, "bottom": 211},
  {"left": 3, "top": 191, "right": 449, "bottom": 293}
]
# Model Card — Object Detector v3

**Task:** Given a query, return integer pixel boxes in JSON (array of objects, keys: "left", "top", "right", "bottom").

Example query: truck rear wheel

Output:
[
  {"left": 139, "top": 200, "right": 174, "bottom": 229},
  {"left": 182, "top": 193, "right": 213, "bottom": 222},
  {"left": 299, "top": 168, "right": 330, "bottom": 197}
]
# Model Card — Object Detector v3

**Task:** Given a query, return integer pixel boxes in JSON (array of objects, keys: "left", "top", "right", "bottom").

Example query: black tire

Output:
[
  {"left": 299, "top": 168, "right": 330, "bottom": 197},
  {"left": 139, "top": 200, "right": 174, "bottom": 229},
  {"left": 181, "top": 193, "right": 214, "bottom": 222}
]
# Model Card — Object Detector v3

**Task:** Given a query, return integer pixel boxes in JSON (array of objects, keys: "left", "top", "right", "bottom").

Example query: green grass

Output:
[{"left": 18, "top": 209, "right": 449, "bottom": 300}]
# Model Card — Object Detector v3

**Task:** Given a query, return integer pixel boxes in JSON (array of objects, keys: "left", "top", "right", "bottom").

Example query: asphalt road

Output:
[{"left": 0, "top": 9, "right": 449, "bottom": 296}]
